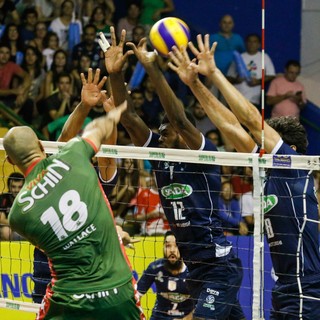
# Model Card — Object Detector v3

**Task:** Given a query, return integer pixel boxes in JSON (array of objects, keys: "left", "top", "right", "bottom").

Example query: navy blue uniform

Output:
[
  {"left": 137, "top": 258, "right": 193, "bottom": 319},
  {"left": 32, "top": 169, "right": 118, "bottom": 303},
  {"left": 146, "top": 131, "right": 244, "bottom": 319},
  {"left": 264, "top": 140, "right": 320, "bottom": 319}
]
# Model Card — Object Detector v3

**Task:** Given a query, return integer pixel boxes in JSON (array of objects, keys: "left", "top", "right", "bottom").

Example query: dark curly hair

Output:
[{"left": 266, "top": 116, "right": 308, "bottom": 154}]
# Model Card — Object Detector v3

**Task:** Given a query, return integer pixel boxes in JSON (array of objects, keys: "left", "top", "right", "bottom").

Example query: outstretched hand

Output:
[
  {"left": 188, "top": 34, "right": 218, "bottom": 77},
  {"left": 126, "top": 37, "right": 157, "bottom": 68},
  {"left": 168, "top": 46, "right": 198, "bottom": 86},
  {"left": 99, "top": 27, "right": 133, "bottom": 74},
  {"left": 81, "top": 68, "right": 107, "bottom": 109}
]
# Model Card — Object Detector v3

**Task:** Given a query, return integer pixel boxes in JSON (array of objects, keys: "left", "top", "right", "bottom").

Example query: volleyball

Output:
[{"left": 149, "top": 17, "right": 190, "bottom": 56}]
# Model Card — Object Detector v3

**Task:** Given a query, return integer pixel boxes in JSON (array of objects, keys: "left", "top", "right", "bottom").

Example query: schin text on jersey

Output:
[{"left": 18, "top": 159, "right": 70, "bottom": 212}]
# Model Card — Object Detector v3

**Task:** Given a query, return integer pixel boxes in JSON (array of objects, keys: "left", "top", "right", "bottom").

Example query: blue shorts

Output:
[
  {"left": 186, "top": 255, "right": 244, "bottom": 319},
  {"left": 270, "top": 275, "right": 320, "bottom": 320}
]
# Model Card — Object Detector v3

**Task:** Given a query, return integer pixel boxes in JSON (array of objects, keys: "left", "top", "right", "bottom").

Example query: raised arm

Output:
[
  {"left": 100, "top": 27, "right": 150, "bottom": 147},
  {"left": 126, "top": 37, "right": 202, "bottom": 150},
  {"left": 168, "top": 46, "right": 256, "bottom": 153},
  {"left": 189, "top": 34, "right": 281, "bottom": 153}
]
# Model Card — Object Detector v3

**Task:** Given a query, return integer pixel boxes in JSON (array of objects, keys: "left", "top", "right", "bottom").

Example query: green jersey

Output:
[{"left": 9, "top": 138, "right": 132, "bottom": 295}]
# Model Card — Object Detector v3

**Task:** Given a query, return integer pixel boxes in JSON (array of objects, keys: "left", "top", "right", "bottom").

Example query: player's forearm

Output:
[
  {"left": 58, "top": 101, "right": 91, "bottom": 142},
  {"left": 210, "top": 69, "right": 260, "bottom": 130}
]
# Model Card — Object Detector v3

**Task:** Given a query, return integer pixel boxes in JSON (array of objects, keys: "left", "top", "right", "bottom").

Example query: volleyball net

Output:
[{"left": 1, "top": 140, "right": 320, "bottom": 320}]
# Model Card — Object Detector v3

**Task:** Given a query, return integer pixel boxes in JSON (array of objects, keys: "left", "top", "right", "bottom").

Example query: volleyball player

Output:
[
  {"left": 32, "top": 70, "right": 121, "bottom": 304},
  {"left": 3, "top": 69, "right": 144, "bottom": 320},
  {"left": 168, "top": 34, "right": 320, "bottom": 319},
  {"left": 101, "top": 27, "right": 245, "bottom": 320},
  {"left": 137, "top": 231, "right": 194, "bottom": 319}
]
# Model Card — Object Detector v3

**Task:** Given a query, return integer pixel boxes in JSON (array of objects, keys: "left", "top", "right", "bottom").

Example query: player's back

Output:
[{"left": 9, "top": 138, "right": 132, "bottom": 294}]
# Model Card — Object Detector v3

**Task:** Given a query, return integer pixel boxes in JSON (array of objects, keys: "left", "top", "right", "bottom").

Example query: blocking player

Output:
[
  {"left": 137, "top": 231, "right": 194, "bottom": 319},
  {"left": 168, "top": 34, "right": 320, "bottom": 319},
  {"left": 100, "top": 27, "right": 245, "bottom": 320},
  {"left": 3, "top": 69, "right": 145, "bottom": 320}
]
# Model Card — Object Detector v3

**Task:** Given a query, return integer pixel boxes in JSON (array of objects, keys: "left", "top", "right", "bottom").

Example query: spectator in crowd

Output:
[
  {"left": 227, "top": 33, "right": 276, "bottom": 109},
  {"left": 28, "top": 21, "right": 48, "bottom": 54},
  {"left": 82, "top": 0, "right": 115, "bottom": 26},
  {"left": 39, "top": 72, "right": 74, "bottom": 130},
  {"left": 102, "top": 27, "right": 245, "bottom": 319},
  {"left": 124, "top": 24, "right": 146, "bottom": 83},
  {"left": 209, "top": 14, "right": 245, "bottom": 76},
  {"left": 49, "top": 0, "right": 82, "bottom": 51},
  {"left": 0, "top": 0, "right": 20, "bottom": 26},
  {"left": 43, "top": 48, "right": 70, "bottom": 98},
  {"left": 205, "top": 128, "right": 229, "bottom": 152},
  {"left": 0, "top": 43, "right": 34, "bottom": 124},
  {"left": 141, "top": 74, "right": 163, "bottom": 129},
  {"left": 137, "top": 231, "right": 194, "bottom": 319},
  {"left": 42, "top": 31, "right": 59, "bottom": 71},
  {"left": 0, "top": 172, "right": 24, "bottom": 240},
  {"left": 34, "top": 0, "right": 55, "bottom": 23},
  {"left": 117, "top": 2, "right": 141, "bottom": 42},
  {"left": 1, "top": 23, "right": 25, "bottom": 64},
  {"left": 267, "top": 60, "right": 307, "bottom": 119},
  {"left": 189, "top": 99, "right": 216, "bottom": 135},
  {"left": 133, "top": 172, "right": 169, "bottom": 236},
  {"left": 71, "top": 53, "right": 92, "bottom": 96},
  {"left": 19, "top": 7, "right": 38, "bottom": 45},
  {"left": 89, "top": 5, "right": 113, "bottom": 43},
  {"left": 20, "top": 45, "right": 46, "bottom": 113},
  {"left": 109, "top": 158, "right": 140, "bottom": 220},
  {"left": 218, "top": 180, "right": 248, "bottom": 236},
  {"left": 139, "top": 0, "right": 174, "bottom": 32},
  {"left": 71, "top": 24, "right": 101, "bottom": 69}
]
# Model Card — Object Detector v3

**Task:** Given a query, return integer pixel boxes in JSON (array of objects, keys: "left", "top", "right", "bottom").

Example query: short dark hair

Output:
[
  {"left": 285, "top": 60, "right": 300, "bottom": 69},
  {"left": 7, "top": 172, "right": 25, "bottom": 188},
  {"left": 164, "top": 230, "right": 174, "bottom": 241},
  {"left": 266, "top": 116, "right": 308, "bottom": 154}
]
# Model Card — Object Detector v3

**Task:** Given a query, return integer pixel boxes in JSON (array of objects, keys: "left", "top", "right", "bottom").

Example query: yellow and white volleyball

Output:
[{"left": 149, "top": 17, "right": 190, "bottom": 56}]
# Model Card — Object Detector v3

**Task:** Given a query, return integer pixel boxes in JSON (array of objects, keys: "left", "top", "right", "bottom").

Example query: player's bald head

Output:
[{"left": 3, "top": 126, "right": 41, "bottom": 166}]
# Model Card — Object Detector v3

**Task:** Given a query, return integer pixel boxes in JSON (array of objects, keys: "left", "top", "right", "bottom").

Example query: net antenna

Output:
[{"left": 252, "top": 1, "right": 266, "bottom": 319}]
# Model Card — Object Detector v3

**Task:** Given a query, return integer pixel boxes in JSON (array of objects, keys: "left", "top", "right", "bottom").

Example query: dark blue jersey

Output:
[
  {"left": 137, "top": 259, "right": 193, "bottom": 319},
  {"left": 264, "top": 140, "right": 320, "bottom": 281},
  {"left": 146, "top": 132, "right": 232, "bottom": 263}
]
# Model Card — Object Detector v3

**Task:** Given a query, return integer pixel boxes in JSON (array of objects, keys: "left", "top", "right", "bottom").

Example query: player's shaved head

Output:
[{"left": 3, "top": 126, "right": 42, "bottom": 167}]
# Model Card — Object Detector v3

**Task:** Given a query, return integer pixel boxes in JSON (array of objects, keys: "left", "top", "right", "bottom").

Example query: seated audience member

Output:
[
  {"left": 116, "top": 2, "right": 141, "bottom": 42},
  {"left": 49, "top": 0, "right": 82, "bottom": 51},
  {"left": 71, "top": 23, "right": 101, "bottom": 69},
  {"left": 89, "top": 5, "right": 113, "bottom": 43},
  {"left": 43, "top": 48, "right": 70, "bottom": 98},
  {"left": 189, "top": 99, "right": 216, "bottom": 135},
  {"left": 109, "top": 158, "right": 140, "bottom": 220},
  {"left": 1, "top": 23, "right": 25, "bottom": 64},
  {"left": 218, "top": 180, "right": 248, "bottom": 236},
  {"left": 0, "top": 43, "right": 34, "bottom": 124},
  {"left": 42, "top": 31, "right": 59, "bottom": 71},
  {"left": 227, "top": 33, "right": 275, "bottom": 109},
  {"left": 28, "top": 21, "right": 48, "bottom": 53},
  {"left": 38, "top": 72, "right": 74, "bottom": 130},
  {"left": 71, "top": 53, "right": 92, "bottom": 96},
  {"left": 0, "top": 172, "right": 25, "bottom": 240},
  {"left": 133, "top": 172, "right": 169, "bottom": 236},
  {"left": 267, "top": 60, "right": 306, "bottom": 119},
  {"left": 19, "top": 7, "right": 38, "bottom": 45}
]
